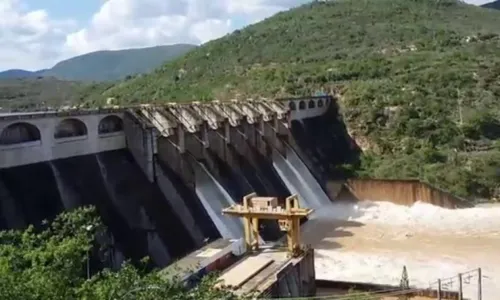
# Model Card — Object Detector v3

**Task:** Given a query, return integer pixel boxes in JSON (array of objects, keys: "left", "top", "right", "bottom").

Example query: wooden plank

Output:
[{"left": 216, "top": 256, "right": 274, "bottom": 289}]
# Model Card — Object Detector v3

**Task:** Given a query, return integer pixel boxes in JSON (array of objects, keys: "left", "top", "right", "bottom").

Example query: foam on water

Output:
[
  {"left": 326, "top": 200, "right": 500, "bottom": 234},
  {"left": 311, "top": 200, "right": 500, "bottom": 300}
]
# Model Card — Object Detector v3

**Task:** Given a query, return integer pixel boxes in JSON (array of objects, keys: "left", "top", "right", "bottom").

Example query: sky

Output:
[{"left": 0, "top": 0, "right": 493, "bottom": 71}]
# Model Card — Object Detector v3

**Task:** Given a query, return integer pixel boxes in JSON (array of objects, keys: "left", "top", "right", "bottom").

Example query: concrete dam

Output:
[{"left": 0, "top": 95, "right": 356, "bottom": 269}]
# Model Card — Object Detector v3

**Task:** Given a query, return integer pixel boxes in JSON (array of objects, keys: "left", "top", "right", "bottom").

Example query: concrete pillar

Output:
[
  {"left": 201, "top": 123, "right": 209, "bottom": 148},
  {"left": 40, "top": 118, "right": 57, "bottom": 160},
  {"left": 124, "top": 115, "right": 154, "bottom": 182},
  {"left": 86, "top": 115, "right": 100, "bottom": 153},
  {"left": 144, "top": 129, "right": 154, "bottom": 182},
  {"left": 154, "top": 161, "right": 205, "bottom": 247},
  {"left": 224, "top": 121, "right": 231, "bottom": 144},
  {"left": 178, "top": 127, "right": 185, "bottom": 153}
]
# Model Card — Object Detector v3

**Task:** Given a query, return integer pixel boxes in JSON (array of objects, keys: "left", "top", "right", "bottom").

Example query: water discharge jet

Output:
[
  {"left": 194, "top": 160, "right": 245, "bottom": 240},
  {"left": 272, "top": 144, "right": 331, "bottom": 212}
]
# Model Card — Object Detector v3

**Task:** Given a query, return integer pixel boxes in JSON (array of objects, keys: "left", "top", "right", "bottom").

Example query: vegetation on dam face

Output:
[
  {"left": 79, "top": 0, "right": 500, "bottom": 202},
  {"left": 0, "top": 207, "right": 240, "bottom": 300}
]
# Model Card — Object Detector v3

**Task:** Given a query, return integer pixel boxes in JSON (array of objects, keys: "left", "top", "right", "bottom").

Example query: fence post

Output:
[
  {"left": 458, "top": 273, "right": 463, "bottom": 300},
  {"left": 437, "top": 279, "right": 442, "bottom": 300},
  {"left": 478, "top": 268, "right": 482, "bottom": 300}
]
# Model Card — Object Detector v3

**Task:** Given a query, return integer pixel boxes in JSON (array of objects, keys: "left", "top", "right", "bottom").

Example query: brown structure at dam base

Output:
[{"left": 340, "top": 178, "right": 471, "bottom": 209}]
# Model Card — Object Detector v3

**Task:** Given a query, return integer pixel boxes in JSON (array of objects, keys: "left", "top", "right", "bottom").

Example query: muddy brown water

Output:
[{"left": 300, "top": 206, "right": 500, "bottom": 300}]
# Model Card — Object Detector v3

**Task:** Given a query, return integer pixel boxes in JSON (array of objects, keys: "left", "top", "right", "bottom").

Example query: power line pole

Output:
[
  {"left": 478, "top": 268, "right": 482, "bottom": 300},
  {"left": 458, "top": 273, "right": 463, "bottom": 300},
  {"left": 399, "top": 266, "right": 409, "bottom": 300},
  {"left": 437, "top": 279, "right": 442, "bottom": 300}
]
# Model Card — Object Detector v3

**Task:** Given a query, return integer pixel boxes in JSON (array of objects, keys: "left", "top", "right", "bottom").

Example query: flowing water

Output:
[
  {"left": 302, "top": 201, "right": 500, "bottom": 300},
  {"left": 6, "top": 124, "right": 498, "bottom": 300},
  {"left": 272, "top": 145, "right": 330, "bottom": 211},
  {"left": 49, "top": 161, "right": 81, "bottom": 210},
  {"left": 194, "top": 161, "right": 245, "bottom": 239}
]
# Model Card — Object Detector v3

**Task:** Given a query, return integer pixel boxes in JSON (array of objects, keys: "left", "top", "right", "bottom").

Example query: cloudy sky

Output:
[{"left": 0, "top": 0, "right": 492, "bottom": 71}]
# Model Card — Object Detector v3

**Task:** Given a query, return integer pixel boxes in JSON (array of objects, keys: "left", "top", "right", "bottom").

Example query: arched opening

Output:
[
  {"left": 289, "top": 101, "right": 296, "bottom": 111},
  {"left": 98, "top": 115, "right": 123, "bottom": 134},
  {"left": 308, "top": 100, "right": 316, "bottom": 109},
  {"left": 298, "top": 101, "right": 306, "bottom": 110},
  {"left": 0, "top": 122, "right": 41, "bottom": 145},
  {"left": 318, "top": 99, "right": 324, "bottom": 108},
  {"left": 54, "top": 118, "right": 88, "bottom": 139}
]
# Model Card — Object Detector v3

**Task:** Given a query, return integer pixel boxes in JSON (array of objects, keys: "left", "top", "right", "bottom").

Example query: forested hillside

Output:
[
  {"left": 0, "top": 78, "right": 83, "bottom": 110},
  {"left": 80, "top": 0, "right": 500, "bottom": 201}
]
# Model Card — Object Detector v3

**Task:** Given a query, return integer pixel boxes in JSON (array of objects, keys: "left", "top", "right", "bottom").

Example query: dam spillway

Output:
[{"left": 0, "top": 95, "right": 354, "bottom": 269}]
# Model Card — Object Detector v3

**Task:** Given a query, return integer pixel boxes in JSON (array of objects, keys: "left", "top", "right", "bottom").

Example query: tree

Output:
[{"left": 0, "top": 207, "right": 240, "bottom": 300}]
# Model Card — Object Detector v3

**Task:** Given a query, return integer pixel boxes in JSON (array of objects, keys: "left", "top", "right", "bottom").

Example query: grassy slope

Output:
[{"left": 89, "top": 0, "right": 500, "bottom": 201}]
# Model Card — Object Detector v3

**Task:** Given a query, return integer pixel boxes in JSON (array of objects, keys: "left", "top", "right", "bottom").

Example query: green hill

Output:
[
  {"left": 0, "top": 44, "right": 196, "bottom": 110},
  {"left": 482, "top": 0, "right": 500, "bottom": 10},
  {"left": 42, "top": 44, "right": 196, "bottom": 82},
  {"left": 0, "top": 44, "right": 195, "bottom": 82},
  {"left": 86, "top": 0, "right": 500, "bottom": 201},
  {"left": 0, "top": 69, "right": 47, "bottom": 79}
]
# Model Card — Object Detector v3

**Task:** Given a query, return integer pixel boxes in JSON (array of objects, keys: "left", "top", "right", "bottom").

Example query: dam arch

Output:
[
  {"left": 0, "top": 122, "right": 41, "bottom": 145},
  {"left": 98, "top": 115, "right": 123, "bottom": 134},
  {"left": 54, "top": 118, "right": 88, "bottom": 139}
]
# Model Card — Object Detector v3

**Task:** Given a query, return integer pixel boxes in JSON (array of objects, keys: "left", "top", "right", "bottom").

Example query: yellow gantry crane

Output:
[{"left": 222, "top": 193, "right": 313, "bottom": 257}]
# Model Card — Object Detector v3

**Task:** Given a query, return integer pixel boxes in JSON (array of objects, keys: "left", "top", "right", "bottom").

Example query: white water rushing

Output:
[
  {"left": 187, "top": 143, "right": 499, "bottom": 299},
  {"left": 304, "top": 200, "right": 500, "bottom": 300},
  {"left": 272, "top": 146, "right": 330, "bottom": 211},
  {"left": 49, "top": 162, "right": 80, "bottom": 210},
  {"left": 194, "top": 162, "right": 245, "bottom": 240},
  {"left": 348, "top": 200, "right": 500, "bottom": 235}
]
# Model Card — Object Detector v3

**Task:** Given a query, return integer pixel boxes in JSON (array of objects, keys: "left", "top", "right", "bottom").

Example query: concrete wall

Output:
[
  {"left": 122, "top": 112, "right": 155, "bottom": 182},
  {"left": 343, "top": 179, "right": 470, "bottom": 209},
  {"left": 0, "top": 112, "right": 126, "bottom": 168},
  {"left": 260, "top": 247, "right": 316, "bottom": 298},
  {"left": 286, "top": 96, "right": 331, "bottom": 120},
  {"left": 0, "top": 97, "right": 331, "bottom": 169}
]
